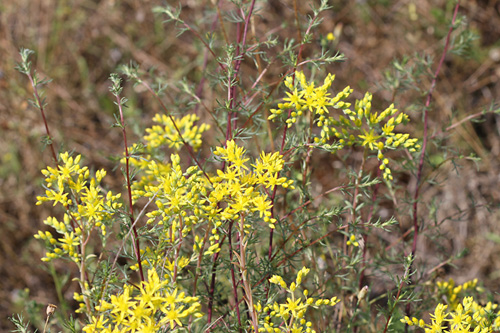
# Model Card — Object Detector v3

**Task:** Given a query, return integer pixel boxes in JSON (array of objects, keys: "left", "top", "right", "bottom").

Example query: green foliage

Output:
[{"left": 9, "top": 314, "right": 35, "bottom": 333}]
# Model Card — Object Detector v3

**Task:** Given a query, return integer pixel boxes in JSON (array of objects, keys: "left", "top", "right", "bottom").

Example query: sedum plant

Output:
[{"left": 13, "top": 0, "right": 500, "bottom": 332}]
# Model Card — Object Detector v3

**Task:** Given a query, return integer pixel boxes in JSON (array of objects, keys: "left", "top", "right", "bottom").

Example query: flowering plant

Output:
[{"left": 12, "top": 1, "right": 500, "bottom": 332}]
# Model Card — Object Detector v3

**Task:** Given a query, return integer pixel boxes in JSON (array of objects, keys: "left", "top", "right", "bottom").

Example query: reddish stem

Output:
[
  {"left": 115, "top": 94, "right": 145, "bottom": 282},
  {"left": 267, "top": 6, "right": 325, "bottom": 275},
  {"left": 406, "top": 0, "right": 461, "bottom": 319},
  {"left": 208, "top": 2, "right": 258, "bottom": 327},
  {"left": 27, "top": 72, "right": 58, "bottom": 163},
  {"left": 410, "top": 0, "right": 461, "bottom": 266}
]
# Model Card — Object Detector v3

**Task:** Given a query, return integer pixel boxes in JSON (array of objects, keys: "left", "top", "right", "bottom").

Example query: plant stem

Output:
[
  {"left": 207, "top": 250, "right": 221, "bottom": 326},
  {"left": 358, "top": 165, "right": 381, "bottom": 290},
  {"left": 237, "top": 214, "right": 259, "bottom": 332},
  {"left": 228, "top": 220, "right": 243, "bottom": 332},
  {"left": 173, "top": 215, "right": 184, "bottom": 281},
  {"left": 268, "top": 2, "right": 324, "bottom": 268},
  {"left": 406, "top": 0, "right": 461, "bottom": 321},
  {"left": 383, "top": 258, "right": 412, "bottom": 333},
  {"left": 26, "top": 72, "right": 58, "bottom": 163},
  {"left": 115, "top": 93, "right": 145, "bottom": 282}
]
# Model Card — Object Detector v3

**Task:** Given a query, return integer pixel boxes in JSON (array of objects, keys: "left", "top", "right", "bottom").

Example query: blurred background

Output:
[{"left": 1, "top": 0, "right": 499, "bottom": 330}]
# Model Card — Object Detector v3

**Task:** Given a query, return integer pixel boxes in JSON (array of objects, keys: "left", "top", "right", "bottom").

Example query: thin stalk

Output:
[
  {"left": 47, "top": 263, "right": 69, "bottom": 317},
  {"left": 280, "top": 184, "right": 348, "bottom": 221},
  {"left": 268, "top": 4, "right": 325, "bottom": 265},
  {"left": 431, "top": 107, "right": 499, "bottom": 139},
  {"left": 188, "top": 219, "right": 213, "bottom": 330},
  {"left": 383, "top": 260, "right": 412, "bottom": 333},
  {"left": 359, "top": 166, "right": 382, "bottom": 290},
  {"left": 173, "top": 19, "right": 224, "bottom": 72},
  {"left": 79, "top": 239, "right": 92, "bottom": 315},
  {"left": 215, "top": 0, "right": 229, "bottom": 44},
  {"left": 300, "top": 101, "right": 316, "bottom": 194},
  {"left": 236, "top": 214, "right": 259, "bottom": 333},
  {"left": 276, "top": 226, "right": 345, "bottom": 268},
  {"left": 208, "top": 2, "right": 258, "bottom": 327},
  {"left": 228, "top": 220, "right": 243, "bottom": 332},
  {"left": 406, "top": 0, "right": 461, "bottom": 320},
  {"left": 226, "top": 0, "right": 257, "bottom": 139},
  {"left": 252, "top": 224, "right": 349, "bottom": 289},
  {"left": 338, "top": 148, "right": 368, "bottom": 331},
  {"left": 347, "top": 148, "right": 368, "bottom": 254},
  {"left": 207, "top": 250, "right": 221, "bottom": 326},
  {"left": 114, "top": 93, "right": 145, "bottom": 282},
  {"left": 192, "top": 221, "right": 212, "bottom": 297},
  {"left": 23, "top": 59, "right": 83, "bottom": 234},
  {"left": 22, "top": 59, "right": 97, "bottom": 317},
  {"left": 173, "top": 215, "right": 184, "bottom": 281},
  {"left": 26, "top": 71, "right": 58, "bottom": 163},
  {"left": 411, "top": 0, "right": 461, "bottom": 258}
]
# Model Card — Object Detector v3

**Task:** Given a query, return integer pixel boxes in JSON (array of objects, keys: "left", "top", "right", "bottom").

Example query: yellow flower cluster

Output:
[
  {"left": 437, "top": 278, "right": 480, "bottom": 310},
  {"left": 34, "top": 152, "right": 122, "bottom": 262},
  {"left": 73, "top": 289, "right": 87, "bottom": 314},
  {"left": 83, "top": 269, "right": 202, "bottom": 332},
  {"left": 268, "top": 71, "right": 420, "bottom": 181},
  {"left": 123, "top": 113, "right": 209, "bottom": 203},
  {"left": 346, "top": 234, "right": 359, "bottom": 247},
  {"left": 130, "top": 246, "right": 190, "bottom": 274},
  {"left": 350, "top": 92, "right": 420, "bottom": 180},
  {"left": 211, "top": 140, "right": 294, "bottom": 219},
  {"left": 137, "top": 140, "right": 294, "bottom": 257},
  {"left": 402, "top": 296, "right": 500, "bottom": 332},
  {"left": 144, "top": 113, "right": 210, "bottom": 151},
  {"left": 144, "top": 153, "right": 207, "bottom": 227},
  {"left": 124, "top": 147, "right": 173, "bottom": 203},
  {"left": 205, "top": 140, "right": 294, "bottom": 254},
  {"left": 258, "top": 267, "right": 340, "bottom": 333},
  {"left": 402, "top": 279, "right": 499, "bottom": 332},
  {"left": 268, "top": 71, "right": 351, "bottom": 130}
]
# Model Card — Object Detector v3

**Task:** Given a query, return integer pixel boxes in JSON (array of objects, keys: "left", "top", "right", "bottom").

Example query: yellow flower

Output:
[
  {"left": 144, "top": 113, "right": 210, "bottom": 151},
  {"left": 162, "top": 305, "right": 184, "bottom": 329},
  {"left": 82, "top": 315, "right": 108, "bottom": 332},
  {"left": 358, "top": 129, "right": 381, "bottom": 151},
  {"left": 346, "top": 234, "right": 359, "bottom": 247}
]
